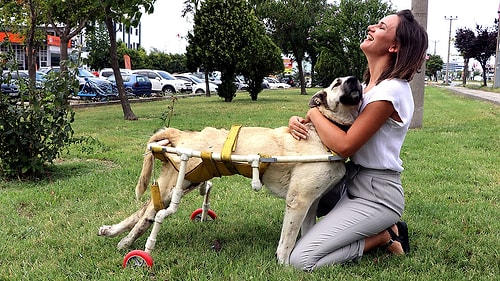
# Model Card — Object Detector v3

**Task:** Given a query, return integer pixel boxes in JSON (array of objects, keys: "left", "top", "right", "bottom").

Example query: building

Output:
[
  {"left": 0, "top": 22, "right": 142, "bottom": 70},
  {"left": 115, "top": 23, "right": 142, "bottom": 50}
]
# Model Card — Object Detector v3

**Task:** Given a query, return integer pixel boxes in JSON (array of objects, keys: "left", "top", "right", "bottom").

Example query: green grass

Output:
[{"left": 0, "top": 87, "right": 498, "bottom": 280}]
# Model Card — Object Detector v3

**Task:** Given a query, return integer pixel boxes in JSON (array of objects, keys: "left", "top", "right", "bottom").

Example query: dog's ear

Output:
[{"left": 309, "top": 90, "right": 327, "bottom": 108}]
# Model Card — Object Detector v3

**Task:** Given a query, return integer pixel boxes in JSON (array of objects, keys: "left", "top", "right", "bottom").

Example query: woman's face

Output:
[{"left": 360, "top": 14, "right": 400, "bottom": 56}]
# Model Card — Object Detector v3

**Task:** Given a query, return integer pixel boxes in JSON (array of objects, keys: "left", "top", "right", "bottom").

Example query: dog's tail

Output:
[
  {"left": 135, "top": 128, "right": 179, "bottom": 199},
  {"left": 135, "top": 148, "right": 155, "bottom": 199}
]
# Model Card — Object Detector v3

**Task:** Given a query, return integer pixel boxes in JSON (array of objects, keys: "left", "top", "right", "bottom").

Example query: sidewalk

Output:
[{"left": 443, "top": 85, "right": 500, "bottom": 105}]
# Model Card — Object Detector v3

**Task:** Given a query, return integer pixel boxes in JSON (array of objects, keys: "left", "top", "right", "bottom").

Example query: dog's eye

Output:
[{"left": 332, "top": 79, "right": 342, "bottom": 88}]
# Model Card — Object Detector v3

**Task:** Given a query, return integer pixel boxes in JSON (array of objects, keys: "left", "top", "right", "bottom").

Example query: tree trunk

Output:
[
  {"left": 462, "top": 58, "right": 469, "bottom": 86},
  {"left": 59, "top": 37, "right": 69, "bottom": 72},
  {"left": 204, "top": 71, "right": 211, "bottom": 97},
  {"left": 26, "top": 2, "right": 37, "bottom": 85},
  {"left": 104, "top": 9, "right": 137, "bottom": 120},
  {"left": 481, "top": 63, "right": 488, "bottom": 87},
  {"left": 296, "top": 57, "right": 307, "bottom": 95}
]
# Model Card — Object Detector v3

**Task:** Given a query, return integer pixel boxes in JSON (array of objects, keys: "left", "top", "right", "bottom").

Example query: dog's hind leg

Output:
[
  {"left": 116, "top": 201, "right": 158, "bottom": 249},
  {"left": 98, "top": 200, "right": 151, "bottom": 239}
]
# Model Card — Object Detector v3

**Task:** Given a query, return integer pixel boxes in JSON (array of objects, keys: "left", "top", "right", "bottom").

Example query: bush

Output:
[{"left": 0, "top": 68, "right": 76, "bottom": 179}]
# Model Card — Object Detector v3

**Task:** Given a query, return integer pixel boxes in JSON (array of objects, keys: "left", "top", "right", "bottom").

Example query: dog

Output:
[{"left": 98, "top": 76, "right": 363, "bottom": 265}]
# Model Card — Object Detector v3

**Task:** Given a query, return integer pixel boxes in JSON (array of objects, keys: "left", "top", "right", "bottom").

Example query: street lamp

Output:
[
  {"left": 444, "top": 16, "right": 458, "bottom": 85},
  {"left": 493, "top": 2, "right": 500, "bottom": 88}
]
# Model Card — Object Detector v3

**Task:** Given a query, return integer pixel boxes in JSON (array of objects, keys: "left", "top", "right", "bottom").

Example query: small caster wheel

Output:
[
  {"left": 190, "top": 208, "right": 217, "bottom": 221},
  {"left": 123, "top": 250, "right": 153, "bottom": 268}
]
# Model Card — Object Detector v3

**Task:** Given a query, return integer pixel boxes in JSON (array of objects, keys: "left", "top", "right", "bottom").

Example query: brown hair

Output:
[{"left": 364, "top": 9, "right": 428, "bottom": 84}]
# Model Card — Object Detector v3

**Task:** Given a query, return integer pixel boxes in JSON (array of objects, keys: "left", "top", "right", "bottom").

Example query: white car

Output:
[
  {"left": 263, "top": 77, "right": 291, "bottom": 89},
  {"left": 131, "top": 69, "right": 192, "bottom": 94},
  {"left": 99, "top": 68, "right": 132, "bottom": 78},
  {"left": 174, "top": 74, "right": 218, "bottom": 94}
]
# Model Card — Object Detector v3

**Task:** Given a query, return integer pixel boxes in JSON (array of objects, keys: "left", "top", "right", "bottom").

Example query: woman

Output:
[{"left": 288, "top": 10, "right": 428, "bottom": 270}]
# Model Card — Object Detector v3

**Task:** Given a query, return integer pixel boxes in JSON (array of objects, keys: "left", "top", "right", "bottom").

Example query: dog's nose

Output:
[{"left": 340, "top": 76, "right": 362, "bottom": 106}]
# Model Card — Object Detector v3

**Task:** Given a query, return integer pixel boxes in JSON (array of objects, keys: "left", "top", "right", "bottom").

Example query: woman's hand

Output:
[{"left": 289, "top": 115, "right": 309, "bottom": 140}]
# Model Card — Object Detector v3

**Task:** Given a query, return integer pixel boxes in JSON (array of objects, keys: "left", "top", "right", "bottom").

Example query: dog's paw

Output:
[
  {"left": 117, "top": 237, "right": 134, "bottom": 249},
  {"left": 156, "top": 139, "right": 170, "bottom": 146},
  {"left": 276, "top": 251, "right": 290, "bottom": 265},
  {"left": 98, "top": 225, "right": 116, "bottom": 237}
]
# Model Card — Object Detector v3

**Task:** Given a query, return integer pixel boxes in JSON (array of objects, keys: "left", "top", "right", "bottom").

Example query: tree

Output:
[
  {"left": 46, "top": 0, "right": 98, "bottom": 72},
  {"left": 187, "top": 0, "right": 261, "bottom": 102},
  {"left": 183, "top": 0, "right": 215, "bottom": 96},
  {"left": 455, "top": 28, "right": 477, "bottom": 85},
  {"left": 154, "top": 53, "right": 189, "bottom": 74},
  {"left": 117, "top": 42, "right": 148, "bottom": 69},
  {"left": 96, "top": 0, "right": 156, "bottom": 120},
  {"left": 471, "top": 25, "right": 497, "bottom": 87},
  {"left": 0, "top": 0, "right": 47, "bottom": 83},
  {"left": 240, "top": 21, "right": 284, "bottom": 100},
  {"left": 259, "top": 0, "right": 328, "bottom": 95},
  {"left": 425, "top": 54, "right": 443, "bottom": 82},
  {"left": 313, "top": 0, "right": 394, "bottom": 85},
  {"left": 85, "top": 23, "right": 111, "bottom": 70}
]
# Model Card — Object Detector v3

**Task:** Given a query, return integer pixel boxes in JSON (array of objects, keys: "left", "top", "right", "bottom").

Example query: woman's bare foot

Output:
[
  {"left": 363, "top": 222, "right": 409, "bottom": 254},
  {"left": 385, "top": 224, "right": 404, "bottom": 255}
]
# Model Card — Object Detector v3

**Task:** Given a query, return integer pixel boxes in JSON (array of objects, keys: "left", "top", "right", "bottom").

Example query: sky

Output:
[{"left": 140, "top": 0, "right": 500, "bottom": 64}]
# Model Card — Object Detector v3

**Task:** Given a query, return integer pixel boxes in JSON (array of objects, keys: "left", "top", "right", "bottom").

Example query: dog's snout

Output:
[
  {"left": 345, "top": 76, "right": 359, "bottom": 87},
  {"left": 340, "top": 76, "right": 362, "bottom": 106}
]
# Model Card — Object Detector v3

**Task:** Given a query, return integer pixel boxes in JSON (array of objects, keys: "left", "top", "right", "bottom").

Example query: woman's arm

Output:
[{"left": 290, "top": 100, "right": 395, "bottom": 158}]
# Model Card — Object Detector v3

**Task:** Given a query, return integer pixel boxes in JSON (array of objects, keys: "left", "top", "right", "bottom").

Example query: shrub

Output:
[{"left": 0, "top": 68, "right": 76, "bottom": 179}]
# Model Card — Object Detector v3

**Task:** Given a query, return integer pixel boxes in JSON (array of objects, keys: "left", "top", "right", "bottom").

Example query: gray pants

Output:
[{"left": 289, "top": 163, "right": 405, "bottom": 271}]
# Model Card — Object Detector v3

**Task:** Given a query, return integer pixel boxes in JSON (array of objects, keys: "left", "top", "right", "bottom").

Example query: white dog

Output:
[{"left": 98, "top": 76, "right": 362, "bottom": 264}]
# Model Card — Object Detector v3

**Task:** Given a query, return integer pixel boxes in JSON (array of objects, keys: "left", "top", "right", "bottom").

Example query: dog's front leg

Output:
[
  {"left": 301, "top": 198, "right": 319, "bottom": 236},
  {"left": 276, "top": 191, "right": 312, "bottom": 264}
]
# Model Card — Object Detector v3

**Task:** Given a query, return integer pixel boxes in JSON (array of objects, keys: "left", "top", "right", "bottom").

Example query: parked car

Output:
[
  {"left": 262, "top": 77, "right": 291, "bottom": 89},
  {"left": 280, "top": 75, "right": 296, "bottom": 87},
  {"left": 235, "top": 75, "right": 249, "bottom": 90},
  {"left": 107, "top": 73, "right": 152, "bottom": 97},
  {"left": 1, "top": 72, "right": 21, "bottom": 97},
  {"left": 99, "top": 68, "right": 132, "bottom": 78},
  {"left": 174, "top": 73, "right": 218, "bottom": 94},
  {"left": 1, "top": 70, "right": 46, "bottom": 97},
  {"left": 131, "top": 69, "right": 192, "bottom": 94},
  {"left": 43, "top": 67, "right": 110, "bottom": 90}
]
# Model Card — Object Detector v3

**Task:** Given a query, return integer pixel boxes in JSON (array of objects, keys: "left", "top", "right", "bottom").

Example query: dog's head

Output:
[{"left": 309, "top": 76, "right": 363, "bottom": 129}]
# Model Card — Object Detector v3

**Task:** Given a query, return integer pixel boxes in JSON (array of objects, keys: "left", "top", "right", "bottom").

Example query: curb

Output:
[
  {"left": 69, "top": 93, "right": 207, "bottom": 108},
  {"left": 445, "top": 87, "right": 500, "bottom": 105}
]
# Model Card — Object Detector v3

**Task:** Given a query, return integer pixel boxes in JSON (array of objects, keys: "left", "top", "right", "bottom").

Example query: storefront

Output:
[{"left": 0, "top": 31, "right": 72, "bottom": 70}]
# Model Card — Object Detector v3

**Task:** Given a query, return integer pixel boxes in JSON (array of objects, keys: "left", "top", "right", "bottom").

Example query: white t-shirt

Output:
[{"left": 350, "top": 79, "right": 414, "bottom": 172}]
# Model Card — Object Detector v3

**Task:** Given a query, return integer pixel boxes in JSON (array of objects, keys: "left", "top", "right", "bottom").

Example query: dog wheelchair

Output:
[{"left": 122, "top": 139, "right": 343, "bottom": 268}]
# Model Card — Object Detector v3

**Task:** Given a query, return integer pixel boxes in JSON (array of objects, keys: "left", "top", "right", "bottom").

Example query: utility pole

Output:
[
  {"left": 444, "top": 16, "right": 458, "bottom": 84},
  {"left": 431, "top": 40, "right": 439, "bottom": 55},
  {"left": 493, "top": 2, "right": 500, "bottom": 88}
]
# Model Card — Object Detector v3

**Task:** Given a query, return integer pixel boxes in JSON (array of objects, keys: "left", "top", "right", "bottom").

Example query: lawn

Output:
[{"left": 0, "top": 87, "right": 498, "bottom": 280}]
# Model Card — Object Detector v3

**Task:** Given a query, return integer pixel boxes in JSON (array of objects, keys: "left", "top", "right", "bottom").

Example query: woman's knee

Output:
[{"left": 288, "top": 249, "right": 315, "bottom": 271}]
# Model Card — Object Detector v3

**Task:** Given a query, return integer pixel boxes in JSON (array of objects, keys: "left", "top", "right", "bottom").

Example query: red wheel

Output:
[
  {"left": 122, "top": 250, "right": 153, "bottom": 268},
  {"left": 190, "top": 208, "right": 217, "bottom": 221}
]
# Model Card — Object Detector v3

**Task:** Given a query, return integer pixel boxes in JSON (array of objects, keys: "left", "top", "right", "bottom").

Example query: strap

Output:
[{"left": 221, "top": 125, "right": 242, "bottom": 174}]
